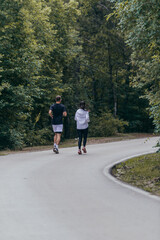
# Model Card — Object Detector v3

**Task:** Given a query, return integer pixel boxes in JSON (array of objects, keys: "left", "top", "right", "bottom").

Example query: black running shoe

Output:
[
  {"left": 53, "top": 147, "right": 57, "bottom": 153},
  {"left": 54, "top": 147, "right": 59, "bottom": 154}
]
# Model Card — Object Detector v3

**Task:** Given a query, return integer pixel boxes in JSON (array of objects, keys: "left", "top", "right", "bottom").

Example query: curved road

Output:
[{"left": 0, "top": 137, "right": 160, "bottom": 240}]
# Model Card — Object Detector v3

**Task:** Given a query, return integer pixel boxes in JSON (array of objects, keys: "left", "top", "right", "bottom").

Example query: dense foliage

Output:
[
  {"left": 0, "top": 0, "right": 157, "bottom": 150},
  {"left": 110, "top": 0, "right": 160, "bottom": 132}
]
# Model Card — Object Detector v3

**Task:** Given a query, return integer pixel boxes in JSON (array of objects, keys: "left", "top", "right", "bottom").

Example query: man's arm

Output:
[{"left": 49, "top": 109, "right": 53, "bottom": 118}]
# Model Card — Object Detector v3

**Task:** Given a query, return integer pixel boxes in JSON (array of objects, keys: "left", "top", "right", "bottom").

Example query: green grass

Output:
[{"left": 112, "top": 153, "right": 160, "bottom": 196}]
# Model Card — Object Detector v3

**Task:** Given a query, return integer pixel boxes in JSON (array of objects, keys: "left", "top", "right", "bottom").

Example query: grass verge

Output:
[{"left": 111, "top": 153, "right": 160, "bottom": 197}]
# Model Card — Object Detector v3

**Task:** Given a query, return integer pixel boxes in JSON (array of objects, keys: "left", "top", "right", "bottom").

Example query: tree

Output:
[
  {"left": 0, "top": 0, "right": 82, "bottom": 148},
  {"left": 111, "top": 0, "right": 160, "bottom": 132},
  {"left": 76, "top": 0, "right": 152, "bottom": 133},
  {"left": 0, "top": 0, "right": 155, "bottom": 150},
  {"left": 0, "top": 0, "right": 55, "bottom": 148}
]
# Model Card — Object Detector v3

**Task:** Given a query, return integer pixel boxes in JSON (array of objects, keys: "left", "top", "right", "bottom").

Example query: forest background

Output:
[{"left": 0, "top": 0, "right": 159, "bottom": 150}]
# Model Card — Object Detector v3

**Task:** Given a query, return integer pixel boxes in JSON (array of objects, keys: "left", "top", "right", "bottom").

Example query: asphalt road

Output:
[{"left": 0, "top": 137, "right": 160, "bottom": 240}]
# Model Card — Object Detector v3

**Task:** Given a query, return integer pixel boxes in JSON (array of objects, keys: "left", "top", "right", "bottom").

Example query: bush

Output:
[
  {"left": 0, "top": 127, "right": 24, "bottom": 150},
  {"left": 24, "top": 128, "right": 53, "bottom": 147},
  {"left": 89, "top": 112, "right": 128, "bottom": 137}
]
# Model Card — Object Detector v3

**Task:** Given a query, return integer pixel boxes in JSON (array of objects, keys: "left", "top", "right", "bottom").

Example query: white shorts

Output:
[{"left": 52, "top": 124, "right": 63, "bottom": 133}]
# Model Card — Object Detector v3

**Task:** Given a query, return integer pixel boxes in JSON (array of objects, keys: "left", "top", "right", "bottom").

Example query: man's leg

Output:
[
  {"left": 54, "top": 133, "right": 57, "bottom": 146},
  {"left": 52, "top": 125, "right": 57, "bottom": 148},
  {"left": 52, "top": 125, "right": 63, "bottom": 153},
  {"left": 56, "top": 133, "right": 61, "bottom": 147},
  {"left": 53, "top": 133, "right": 58, "bottom": 153},
  {"left": 53, "top": 133, "right": 62, "bottom": 153}
]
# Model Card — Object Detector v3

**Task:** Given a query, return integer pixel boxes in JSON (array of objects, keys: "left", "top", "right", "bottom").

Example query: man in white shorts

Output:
[{"left": 49, "top": 95, "right": 67, "bottom": 153}]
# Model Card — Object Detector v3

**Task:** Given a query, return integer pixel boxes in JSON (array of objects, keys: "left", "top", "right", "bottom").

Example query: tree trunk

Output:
[{"left": 108, "top": 40, "right": 114, "bottom": 114}]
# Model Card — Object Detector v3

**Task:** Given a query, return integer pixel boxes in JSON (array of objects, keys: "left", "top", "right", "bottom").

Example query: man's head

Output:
[{"left": 55, "top": 95, "right": 61, "bottom": 103}]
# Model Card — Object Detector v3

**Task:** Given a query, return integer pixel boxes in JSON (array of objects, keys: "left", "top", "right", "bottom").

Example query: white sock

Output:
[
  {"left": 54, "top": 143, "right": 56, "bottom": 147},
  {"left": 56, "top": 144, "right": 59, "bottom": 149}
]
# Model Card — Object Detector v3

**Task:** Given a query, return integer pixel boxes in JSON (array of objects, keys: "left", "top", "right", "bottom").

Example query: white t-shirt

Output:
[{"left": 74, "top": 109, "right": 90, "bottom": 130}]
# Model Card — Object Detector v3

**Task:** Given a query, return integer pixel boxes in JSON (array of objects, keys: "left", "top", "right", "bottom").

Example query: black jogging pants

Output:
[{"left": 77, "top": 128, "right": 88, "bottom": 149}]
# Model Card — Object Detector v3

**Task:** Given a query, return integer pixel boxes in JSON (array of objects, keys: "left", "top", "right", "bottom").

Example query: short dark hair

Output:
[
  {"left": 55, "top": 95, "right": 61, "bottom": 102},
  {"left": 80, "top": 101, "right": 85, "bottom": 110}
]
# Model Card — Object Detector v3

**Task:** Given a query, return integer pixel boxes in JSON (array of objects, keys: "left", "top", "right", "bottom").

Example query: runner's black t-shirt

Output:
[{"left": 50, "top": 103, "right": 66, "bottom": 125}]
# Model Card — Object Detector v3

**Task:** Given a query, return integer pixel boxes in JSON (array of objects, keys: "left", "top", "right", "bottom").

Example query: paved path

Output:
[{"left": 0, "top": 137, "right": 160, "bottom": 240}]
